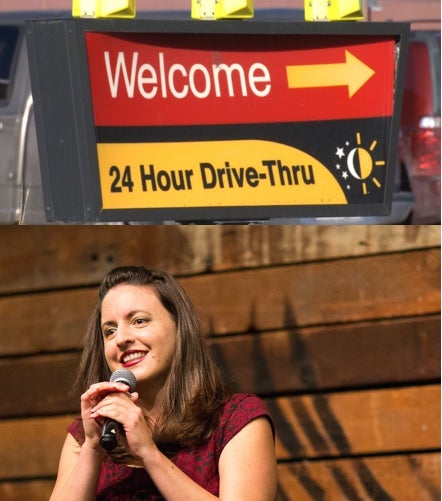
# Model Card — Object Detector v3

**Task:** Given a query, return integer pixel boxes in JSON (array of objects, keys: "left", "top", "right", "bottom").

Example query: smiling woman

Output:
[
  {"left": 49, "top": 266, "right": 277, "bottom": 501},
  {"left": 100, "top": 283, "right": 178, "bottom": 400}
]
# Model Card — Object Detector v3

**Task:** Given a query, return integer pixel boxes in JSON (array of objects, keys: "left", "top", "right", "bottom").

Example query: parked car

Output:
[
  {"left": 0, "top": 11, "right": 48, "bottom": 223},
  {"left": 398, "top": 29, "right": 441, "bottom": 223},
  {"left": 0, "top": 10, "right": 438, "bottom": 224}
]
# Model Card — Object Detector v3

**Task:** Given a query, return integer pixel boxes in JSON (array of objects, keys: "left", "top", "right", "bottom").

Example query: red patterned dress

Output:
[{"left": 68, "top": 393, "right": 274, "bottom": 500}]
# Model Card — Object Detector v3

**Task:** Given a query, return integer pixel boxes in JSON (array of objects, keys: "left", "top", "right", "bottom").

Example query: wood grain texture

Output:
[
  {"left": 270, "top": 385, "right": 440, "bottom": 460},
  {"left": 0, "top": 225, "right": 438, "bottom": 294},
  {"left": 0, "top": 353, "right": 80, "bottom": 417},
  {"left": 0, "top": 481, "right": 54, "bottom": 501},
  {"left": 0, "top": 288, "right": 96, "bottom": 356},
  {"left": 212, "top": 315, "right": 441, "bottom": 394},
  {"left": 185, "top": 249, "right": 440, "bottom": 334},
  {"left": 276, "top": 452, "right": 440, "bottom": 501},
  {"left": 208, "top": 225, "right": 440, "bottom": 271},
  {"left": 0, "top": 416, "right": 73, "bottom": 478}
]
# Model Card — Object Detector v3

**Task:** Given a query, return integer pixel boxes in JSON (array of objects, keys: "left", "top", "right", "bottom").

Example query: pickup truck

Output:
[{"left": 1, "top": 9, "right": 436, "bottom": 224}]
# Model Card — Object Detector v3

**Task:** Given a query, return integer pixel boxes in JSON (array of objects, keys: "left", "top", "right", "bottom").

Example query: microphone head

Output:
[{"left": 110, "top": 369, "right": 137, "bottom": 391}]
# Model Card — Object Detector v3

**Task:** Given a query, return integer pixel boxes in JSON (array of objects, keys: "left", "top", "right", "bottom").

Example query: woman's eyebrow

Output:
[
  {"left": 101, "top": 319, "right": 116, "bottom": 330},
  {"left": 101, "top": 310, "right": 149, "bottom": 329}
]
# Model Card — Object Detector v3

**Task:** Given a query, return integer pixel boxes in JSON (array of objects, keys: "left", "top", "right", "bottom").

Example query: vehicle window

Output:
[{"left": 0, "top": 25, "right": 19, "bottom": 101}]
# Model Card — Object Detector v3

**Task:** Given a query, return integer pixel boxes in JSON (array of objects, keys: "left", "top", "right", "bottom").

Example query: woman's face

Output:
[{"left": 100, "top": 284, "right": 177, "bottom": 392}]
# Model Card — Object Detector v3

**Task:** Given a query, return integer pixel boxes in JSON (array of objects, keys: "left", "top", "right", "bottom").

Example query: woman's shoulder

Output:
[
  {"left": 223, "top": 393, "right": 270, "bottom": 415},
  {"left": 218, "top": 393, "right": 274, "bottom": 444}
]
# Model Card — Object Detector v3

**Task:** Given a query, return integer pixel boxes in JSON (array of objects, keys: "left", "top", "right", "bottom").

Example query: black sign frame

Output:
[{"left": 26, "top": 17, "right": 410, "bottom": 223}]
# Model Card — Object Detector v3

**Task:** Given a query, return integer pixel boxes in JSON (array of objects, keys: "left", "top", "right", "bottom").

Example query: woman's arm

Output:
[
  {"left": 218, "top": 417, "right": 277, "bottom": 501},
  {"left": 49, "top": 433, "right": 105, "bottom": 501},
  {"left": 138, "top": 417, "right": 277, "bottom": 501},
  {"left": 50, "top": 382, "right": 129, "bottom": 501}
]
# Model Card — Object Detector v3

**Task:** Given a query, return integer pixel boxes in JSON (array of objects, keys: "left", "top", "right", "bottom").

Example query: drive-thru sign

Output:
[{"left": 26, "top": 18, "right": 409, "bottom": 222}]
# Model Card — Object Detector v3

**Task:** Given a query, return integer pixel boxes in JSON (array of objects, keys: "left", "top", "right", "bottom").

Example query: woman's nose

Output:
[{"left": 115, "top": 327, "right": 134, "bottom": 346}]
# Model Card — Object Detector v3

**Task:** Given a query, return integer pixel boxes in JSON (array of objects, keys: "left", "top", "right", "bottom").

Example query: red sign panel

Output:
[{"left": 85, "top": 33, "right": 395, "bottom": 127}]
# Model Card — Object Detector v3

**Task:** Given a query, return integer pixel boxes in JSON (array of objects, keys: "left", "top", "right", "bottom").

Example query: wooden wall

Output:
[{"left": 0, "top": 225, "right": 439, "bottom": 500}]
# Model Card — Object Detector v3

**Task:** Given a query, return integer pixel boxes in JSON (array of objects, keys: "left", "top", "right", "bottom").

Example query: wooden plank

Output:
[
  {"left": 0, "top": 288, "right": 96, "bottom": 356},
  {"left": 0, "top": 225, "right": 438, "bottom": 294},
  {"left": 212, "top": 225, "right": 440, "bottom": 272},
  {"left": 0, "top": 415, "right": 73, "bottom": 478},
  {"left": 212, "top": 315, "right": 441, "bottom": 394},
  {"left": 0, "top": 480, "right": 55, "bottom": 501},
  {"left": 0, "top": 353, "right": 80, "bottom": 418},
  {"left": 1, "top": 316, "right": 439, "bottom": 418},
  {"left": 270, "top": 385, "right": 440, "bottom": 460},
  {"left": 0, "top": 226, "right": 202, "bottom": 294},
  {"left": 186, "top": 249, "right": 440, "bottom": 334},
  {"left": 1, "top": 385, "right": 438, "bottom": 479},
  {"left": 276, "top": 452, "right": 440, "bottom": 501}
]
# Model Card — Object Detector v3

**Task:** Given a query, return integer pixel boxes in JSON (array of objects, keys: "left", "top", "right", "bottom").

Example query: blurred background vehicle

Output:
[
  {"left": 398, "top": 28, "right": 441, "bottom": 223},
  {"left": 0, "top": 11, "right": 44, "bottom": 223}
]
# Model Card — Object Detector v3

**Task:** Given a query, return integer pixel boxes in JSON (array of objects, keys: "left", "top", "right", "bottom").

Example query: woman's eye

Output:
[
  {"left": 103, "top": 328, "right": 116, "bottom": 338},
  {"left": 134, "top": 318, "right": 147, "bottom": 326}
]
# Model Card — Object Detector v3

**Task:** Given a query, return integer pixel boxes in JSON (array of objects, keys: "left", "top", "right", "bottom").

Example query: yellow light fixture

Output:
[
  {"left": 191, "top": 0, "right": 254, "bottom": 20},
  {"left": 72, "top": 0, "right": 135, "bottom": 18},
  {"left": 304, "top": 0, "right": 364, "bottom": 21}
]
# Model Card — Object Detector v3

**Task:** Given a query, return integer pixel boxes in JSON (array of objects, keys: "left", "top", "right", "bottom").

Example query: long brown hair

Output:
[{"left": 74, "top": 266, "right": 230, "bottom": 452}]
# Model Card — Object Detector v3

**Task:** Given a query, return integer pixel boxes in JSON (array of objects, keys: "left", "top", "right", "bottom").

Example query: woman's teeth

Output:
[{"left": 123, "top": 352, "right": 145, "bottom": 363}]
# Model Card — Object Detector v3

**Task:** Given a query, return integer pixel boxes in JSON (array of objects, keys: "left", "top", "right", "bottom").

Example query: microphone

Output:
[{"left": 99, "top": 369, "right": 137, "bottom": 452}]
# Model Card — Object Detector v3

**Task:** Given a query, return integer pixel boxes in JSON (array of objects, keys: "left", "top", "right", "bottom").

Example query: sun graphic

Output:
[{"left": 335, "top": 132, "right": 385, "bottom": 195}]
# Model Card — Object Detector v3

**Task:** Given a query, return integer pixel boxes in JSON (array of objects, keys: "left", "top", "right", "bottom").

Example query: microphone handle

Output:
[{"left": 100, "top": 419, "right": 122, "bottom": 451}]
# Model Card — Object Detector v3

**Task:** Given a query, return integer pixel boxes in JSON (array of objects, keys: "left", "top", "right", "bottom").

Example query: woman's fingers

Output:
[
  {"left": 81, "top": 382, "right": 131, "bottom": 411},
  {"left": 90, "top": 392, "right": 137, "bottom": 422},
  {"left": 80, "top": 383, "right": 133, "bottom": 444},
  {"left": 90, "top": 393, "right": 151, "bottom": 454},
  {"left": 84, "top": 382, "right": 131, "bottom": 400}
]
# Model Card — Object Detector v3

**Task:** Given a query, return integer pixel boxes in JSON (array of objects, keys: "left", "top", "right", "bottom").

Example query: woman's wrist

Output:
[
  {"left": 82, "top": 439, "right": 106, "bottom": 460},
  {"left": 139, "top": 443, "right": 162, "bottom": 466}
]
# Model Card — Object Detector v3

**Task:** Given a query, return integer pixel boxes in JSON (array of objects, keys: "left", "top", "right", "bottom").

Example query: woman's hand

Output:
[
  {"left": 87, "top": 384, "right": 157, "bottom": 459},
  {"left": 80, "top": 382, "right": 132, "bottom": 450}
]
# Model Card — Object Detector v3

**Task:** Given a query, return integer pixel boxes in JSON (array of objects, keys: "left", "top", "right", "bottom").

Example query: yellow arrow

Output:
[{"left": 286, "top": 50, "right": 375, "bottom": 98}]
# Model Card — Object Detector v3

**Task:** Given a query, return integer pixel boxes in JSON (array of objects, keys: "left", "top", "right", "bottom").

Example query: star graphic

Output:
[
  {"left": 336, "top": 164, "right": 341, "bottom": 170},
  {"left": 335, "top": 147, "right": 345, "bottom": 159},
  {"left": 342, "top": 171, "right": 349, "bottom": 180}
]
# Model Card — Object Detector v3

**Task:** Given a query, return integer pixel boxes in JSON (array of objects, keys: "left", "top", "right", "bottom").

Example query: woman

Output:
[{"left": 50, "top": 266, "right": 277, "bottom": 500}]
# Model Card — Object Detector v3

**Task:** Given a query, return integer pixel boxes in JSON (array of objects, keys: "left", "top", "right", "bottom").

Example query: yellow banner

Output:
[{"left": 97, "top": 140, "right": 348, "bottom": 209}]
